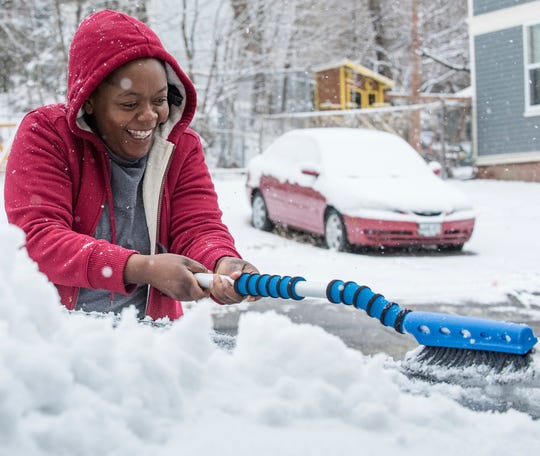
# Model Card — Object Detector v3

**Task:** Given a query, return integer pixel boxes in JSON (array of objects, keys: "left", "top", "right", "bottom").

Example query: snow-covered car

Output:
[{"left": 245, "top": 128, "right": 475, "bottom": 252}]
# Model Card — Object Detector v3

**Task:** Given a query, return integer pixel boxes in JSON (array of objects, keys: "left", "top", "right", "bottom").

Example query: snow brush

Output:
[{"left": 196, "top": 272, "right": 537, "bottom": 378}]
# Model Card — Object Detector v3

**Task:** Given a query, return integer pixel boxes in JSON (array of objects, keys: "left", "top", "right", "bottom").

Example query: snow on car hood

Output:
[{"left": 316, "top": 174, "right": 473, "bottom": 216}]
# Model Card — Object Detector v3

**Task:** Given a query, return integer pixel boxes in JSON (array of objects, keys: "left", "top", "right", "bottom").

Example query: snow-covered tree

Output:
[
  {"left": 0, "top": 0, "right": 470, "bottom": 163},
  {"left": 369, "top": 0, "right": 469, "bottom": 94},
  {"left": 0, "top": 0, "right": 65, "bottom": 111},
  {"left": 0, "top": 0, "right": 149, "bottom": 114}
]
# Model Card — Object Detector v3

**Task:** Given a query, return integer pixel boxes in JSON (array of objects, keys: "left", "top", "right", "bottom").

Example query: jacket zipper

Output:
[{"left": 144, "top": 148, "right": 175, "bottom": 317}]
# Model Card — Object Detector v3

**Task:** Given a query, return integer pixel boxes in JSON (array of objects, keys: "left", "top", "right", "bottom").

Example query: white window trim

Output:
[
  {"left": 524, "top": 21, "right": 540, "bottom": 116},
  {"left": 469, "top": 1, "right": 540, "bottom": 36},
  {"left": 476, "top": 150, "right": 540, "bottom": 166}
]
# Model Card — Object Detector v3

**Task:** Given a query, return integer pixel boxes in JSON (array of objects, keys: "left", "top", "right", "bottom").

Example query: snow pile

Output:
[{"left": 0, "top": 221, "right": 539, "bottom": 455}]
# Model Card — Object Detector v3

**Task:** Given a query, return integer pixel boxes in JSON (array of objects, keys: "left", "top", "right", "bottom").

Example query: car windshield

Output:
[{"left": 316, "top": 131, "right": 431, "bottom": 178}]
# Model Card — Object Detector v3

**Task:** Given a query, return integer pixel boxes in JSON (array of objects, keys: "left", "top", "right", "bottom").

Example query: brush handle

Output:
[
  {"left": 195, "top": 273, "right": 327, "bottom": 299},
  {"left": 195, "top": 272, "right": 538, "bottom": 355},
  {"left": 196, "top": 273, "right": 410, "bottom": 332}
]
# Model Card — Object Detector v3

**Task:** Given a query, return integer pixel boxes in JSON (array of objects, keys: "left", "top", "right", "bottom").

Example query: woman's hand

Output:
[
  {"left": 124, "top": 253, "right": 210, "bottom": 301},
  {"left": 212, "top": 256, "right": 261, "bottom": 304}
]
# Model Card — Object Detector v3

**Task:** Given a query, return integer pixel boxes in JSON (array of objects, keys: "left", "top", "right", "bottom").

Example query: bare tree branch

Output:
[{"left": 420, "top": 48, "right": 470, "bottom": 73}]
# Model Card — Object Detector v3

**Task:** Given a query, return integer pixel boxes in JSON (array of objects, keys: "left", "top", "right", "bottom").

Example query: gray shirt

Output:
[{"left": 75, "top": 151, "right": 151, "bottom": 317}]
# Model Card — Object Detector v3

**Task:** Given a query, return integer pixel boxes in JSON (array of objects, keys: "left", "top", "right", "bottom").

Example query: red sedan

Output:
[{"left": 246, "top": 128, "right": 475, "bottom": 252}]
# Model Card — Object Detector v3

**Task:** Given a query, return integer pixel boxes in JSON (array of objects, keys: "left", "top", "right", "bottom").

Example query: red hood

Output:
[{"left": 66, "top": 9, "right": 197, "bottom": 142}]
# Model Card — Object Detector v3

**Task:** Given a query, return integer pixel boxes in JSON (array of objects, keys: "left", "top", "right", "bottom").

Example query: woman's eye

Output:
[
  {"left": 154, "top": 97, "right": 167, "bottom": 105},
  {"left": 121, "top": 103, "right": 137, "bottom": 109}
]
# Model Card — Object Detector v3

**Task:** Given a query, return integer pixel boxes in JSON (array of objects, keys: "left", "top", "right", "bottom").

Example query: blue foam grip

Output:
[
  {"left": 234, "top": 273, "right": 306, "bottom": 300},
  {"left": 288, "top": 277, "right": 306, "bottom": 300},
  {"left": 341, "top": 282, "right": 360, "bottom": 305},
  {"left": 234, "top": 273, "right": 250, "bottom": 295},
  {"left": 326, "top": 280, "right": 344, "bottom": 303},
  {"left": 403, "top": 311, "right": 538, "bottom": 355},
  {"left": 256, "top": 274, "right": 271, "bottom": 297},
  {"left": 326, "top": 280, "right": 407, "bottom": 332},
  {"left": 246, "top": 274, "right": 260, "bottom": 296},
  {"left": 278, "top": 276, "right": 292, "bottom": 299},
  {"left": 267, "top": 275, "right": 281, "bottom": 298}
]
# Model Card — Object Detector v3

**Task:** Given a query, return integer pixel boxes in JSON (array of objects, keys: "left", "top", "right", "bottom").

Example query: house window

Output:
[
  {"left": 525, "top": 23, "right": 540, "bottom": 112},
  {"left": 352, "top": 91, "right": 361, "bottom": 107}
]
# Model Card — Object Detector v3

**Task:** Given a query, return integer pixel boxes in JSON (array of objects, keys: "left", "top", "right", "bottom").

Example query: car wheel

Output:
[
  {"left": 251, "top": 192, "right": 273, "bottom": 231},
  {"left": 325, "top": 209, "right": 349, "bottom": 252}
]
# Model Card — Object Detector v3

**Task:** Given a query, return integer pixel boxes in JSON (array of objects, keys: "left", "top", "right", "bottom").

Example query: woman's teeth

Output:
[{"left": 128, "top": 129, "right": 152, "bottom": 140}]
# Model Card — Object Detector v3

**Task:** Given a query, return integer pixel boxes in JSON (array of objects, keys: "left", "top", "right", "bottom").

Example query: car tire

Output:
[
  {"left": 324, "top": 209, "right": 349, "bottom": 252},
  {"left": 251, "top": 192, "right": 273, "bottom": 231},
  {"left": 438, "top": 243, "right": 464, "bottom": 252}
]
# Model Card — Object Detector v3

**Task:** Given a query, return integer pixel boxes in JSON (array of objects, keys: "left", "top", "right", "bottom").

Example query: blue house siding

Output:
[
  {"left": 473, "top": 0, "right": 535, "bottom": 15},
  {"left": 475, "top": 26, "right": 540, "bottom": 156}
]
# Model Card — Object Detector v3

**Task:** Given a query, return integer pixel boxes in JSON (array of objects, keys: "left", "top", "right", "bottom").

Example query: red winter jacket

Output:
[{"left": 4, "top": 10, "right": 241, "bottom": 319}]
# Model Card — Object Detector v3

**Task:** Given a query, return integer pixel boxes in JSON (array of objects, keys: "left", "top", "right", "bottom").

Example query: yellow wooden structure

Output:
[{"left": 313, "top": 59, "right": 394, "bottom": 111}]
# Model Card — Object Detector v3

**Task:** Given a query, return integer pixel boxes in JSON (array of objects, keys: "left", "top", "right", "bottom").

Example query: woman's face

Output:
[{"left": 84, "top": 58, "right": 170, "bottom": 161}]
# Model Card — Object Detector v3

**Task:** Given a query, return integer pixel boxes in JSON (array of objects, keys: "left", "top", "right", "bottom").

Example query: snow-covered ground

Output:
[{"left": 1, "top": 171, "right": 540, "bottom": 455}]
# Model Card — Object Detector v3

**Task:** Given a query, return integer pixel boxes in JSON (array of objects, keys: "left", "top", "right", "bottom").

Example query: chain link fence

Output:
[{"left": 254, "top": 99, "right": 472, "bottom": 178}]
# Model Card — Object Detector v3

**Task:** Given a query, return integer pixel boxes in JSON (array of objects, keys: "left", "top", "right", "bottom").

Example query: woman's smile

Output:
[{"left": 127, "top": 128, "right": 154, "bottom": 141}]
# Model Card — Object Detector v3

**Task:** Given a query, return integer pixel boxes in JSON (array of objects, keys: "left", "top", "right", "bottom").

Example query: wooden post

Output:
[
  {"left": 410, "top": 0, "right": 422, "bottom": 152},
  {"left": 438, "top": 98, "right": 448, "bottom": 178}
]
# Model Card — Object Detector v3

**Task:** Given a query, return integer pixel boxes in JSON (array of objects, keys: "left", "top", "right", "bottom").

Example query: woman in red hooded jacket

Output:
[{"left": 4, "top": 10, "right": 259, "bottom": 320}]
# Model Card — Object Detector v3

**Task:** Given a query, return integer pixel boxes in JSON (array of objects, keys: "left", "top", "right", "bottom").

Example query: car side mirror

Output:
[{"left": 427, "top": 161, "right": 442, "bottom": 176}]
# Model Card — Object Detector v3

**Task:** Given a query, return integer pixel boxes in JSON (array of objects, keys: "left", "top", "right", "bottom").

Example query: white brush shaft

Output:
[{"left": 195, "top": 273, "right": 233, "bottom": 288}]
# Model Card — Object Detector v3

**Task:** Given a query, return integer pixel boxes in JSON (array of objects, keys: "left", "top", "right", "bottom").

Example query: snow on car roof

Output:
[{"left": 281, "top": 128, "right": 431, "bottom": 178}]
